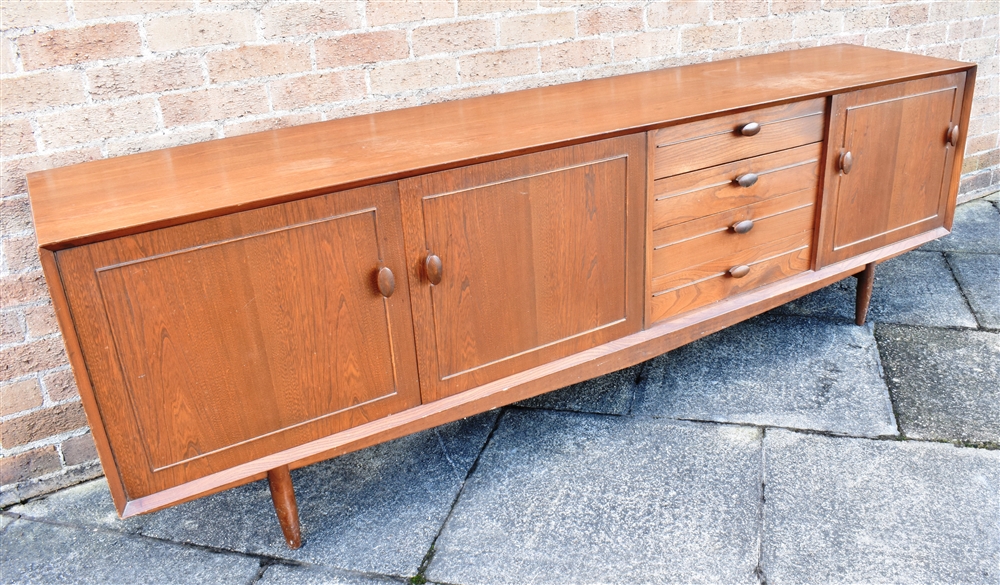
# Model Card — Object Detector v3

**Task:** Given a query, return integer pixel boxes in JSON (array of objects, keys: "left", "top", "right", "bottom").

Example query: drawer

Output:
[
  {"left": 651, "top": 189, "right": 816, "bottom": 278},
  {"left": 652, "top": 143, "right": 821, "bottom": 231},
  {"left": 652, "top": 98, "right": 825, "bottom": 178},
  {"left": 650, "top": 244, "right": 812, "bottom": 323}
]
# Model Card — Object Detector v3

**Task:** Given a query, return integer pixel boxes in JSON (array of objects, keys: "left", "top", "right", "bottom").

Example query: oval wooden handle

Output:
[
  {"left": 739, "top": 122, "right": 761, "bottom": 136},
  {"left": 731, "top": 219, "right": 754, "bottom": 234},
  {"left": 735, "top": 172, "right": 758, "bottom": 188},
  {"left": 425, "top": 253, "right": 443, "bottom": 285},
  {"left": 377, "top": 266, "right": 395, "bottom": 298},
  {"left": 839, "top": 151, "right": 853, "bottom": 174},
  {"left": 947, "top": 124, "right": 960, "bottom": 147},
  {"left": 729, "top": 265, "right": 751, "bottom": 278}
]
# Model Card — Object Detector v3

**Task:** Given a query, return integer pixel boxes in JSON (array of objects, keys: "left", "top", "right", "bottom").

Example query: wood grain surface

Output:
[
  {"left": 816, "top": 72, "right": 967, "bottom": 266},
  {"left": 400, "top": 135, "right": 645, "bottom": 402},
  {"left": 56, "top": 182, "right": 420, "bottom": 499},
  {"left": 28, "top": 45, "right": 971, "bottom": 249}
]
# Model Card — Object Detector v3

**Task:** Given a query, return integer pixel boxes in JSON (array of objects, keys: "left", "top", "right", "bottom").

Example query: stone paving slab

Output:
[
  {"left": 256, "top": 563, "right": 405, "bottom": 585},
  {"left": 10, "top": 411, "right": 499, "bottom": 578},
  {"left": 876, "top": 325, "right": 1000, "bottom": 445},
  {"left": 984, "top": 190, "right": 998, "bottom": 203},
  {"left": 762, "top": 429, "right": 1000, "bottom": 585},
  {"left": 515, "top": 364, "right": 641, "bottom": 415},
  {"left": 921, "top": 199, "right": 1000, "bottom": 254},
  {"left": 947, "top": 252, "right": 1000, "bottom": 330},
  {"left": 773, "top": 251, "right": 977, "bottom": 328},
  {"left": 427, "top": 410, "right": 762, "bottom": 585},
  {"left": 0, "top": 519, "right": 261, "bottom": 585},
  {"left": 633, "top": 314, "right": 897, "bottom": 437}
]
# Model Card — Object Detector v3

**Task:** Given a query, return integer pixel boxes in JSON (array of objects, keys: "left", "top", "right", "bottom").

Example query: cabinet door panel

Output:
[
  {"left": 401, "top": 136, "right": 646, "bottom": 402},
  {"left": 817, "top": 73, "right": 966, "bottom": 266},
  {"left": 57, "top": 183, "right": 419, "bottom": 499}
]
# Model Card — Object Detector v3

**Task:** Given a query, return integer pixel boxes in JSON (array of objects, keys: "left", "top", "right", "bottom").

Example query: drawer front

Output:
[
  {"left": 652, "top": 143, "right": 822, "bottom": 231},
  {"left": 651, "top": 189, "right": 815, "bottom": 277},
  {"left": 653, "top": 98, "right": 825, "bottom": 178},
  {"left": 650, "top": 244, "right": 811, "bottom": 323}
]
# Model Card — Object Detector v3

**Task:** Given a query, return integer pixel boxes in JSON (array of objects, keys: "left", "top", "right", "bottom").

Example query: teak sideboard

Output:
[{"left": 27, "top": 45, "right": 975, "bottom": 549}]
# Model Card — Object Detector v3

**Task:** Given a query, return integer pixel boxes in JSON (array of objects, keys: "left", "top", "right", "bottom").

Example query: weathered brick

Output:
[
  {"left": 18, "top": 23, "right": 142, "bottom": 70},
  {"left": 459, "top": 47, "right": 538, "bottom": 82},
  {"left": 770, "top": 0, "right": 821, "bottom": 15},
  {"left": 0, "top": 197, "right": 32, "bottom": 235},
  {"left": 367, "top": 0, "right": 455, "bottom": 26},
  {"left": 146, "top": 12, "right": 255, "bottom": 51},
  {"left": 223, "top": 113, "right": 324, "bottom": 138},
  {"left": 24, "top": 305, "right": 58, "bottom": 339},
  {"left": 923, "top": 42, "right": 962, "bottom": 60},
  {"left": 961, "top": 37, "right": 998, "bottom": 60},
  {"left": 106, "top": 127, "right": 218, "bottom": 158},
  {"left": 984, "top": 15, "right": 999, "bottom": 38},
  {"left": 965, "top": 0, "right": 997, "bottom": 18},
  {"left": 0, "top": 445, "right": 60, "bottom": 485},
  {"left": 0, "top": 401, "right": 85, "bottom": 448},
  {"left": 647, "top": 0, "right": 711, "bottom": 27},
  {"left": 929, "top": 1, "right": 967, "bottom": 22},
  {"left": 0, "top": 0, "right": 69, "bottom": 31},
  {"left": 270, "top": 71, "right": 367, "bottom": 110},
  {"left": 818, "top": 33, "right": 866, "bottom": 47},
  {"left": 413, "top": 20, "right": 496, "bottom": 57},
  {"left": 0, "top": 311, "right": 25, "bottom": 346},
  {"left": 2, "top": 234, "right": 39, "bottom": 273},
  {"left": 541, "top": 38, "right": 612, "bottom": 72},
  {"left": 0, "top": 336, "right": 67, "bottom": 384},
  {"left": 42, "top": 369, "right": 77, "bottom": 403},
  {"left": 207, "top": 44, "right": 312, "bottom": 83},
  {"left": 61, "top": 433, "right": 99, "bottom": 466},
  {"left": 867, "top": 28, "right": 909, "bottom": 51},
  {"left": 1, "top": 38, "right": 16, "bottom": 74},
  {"left": 967, "top": 134, "right": 998, "bottom": 154},
  {"left": 315, "top": 31, "right": 409, "bottom": 68},
  {"left": 458, "top": 0, "right": 535, "bottom": 15},
  {"left": 0, "top": 71, "right": 87, "bottom": 115},
  {"left": 0, "top": 379, "right": 42, "bottom": 417},
  {"left": 844, "top": 7, "right": 888, "bottom": 31},
  {"left": 499, "top": 12, "right": 575, "bottom": 45},
  {"left": 614, "top": 30, "right": 680, "bottom": 62},
  {"left": 681, "top": 23, "right": 740, "bottom": 52},
  {"left": 37, "top": 99, "right": 159, "bottom": 149},
  {"left": 0, "top": 118, "right": 36, "bottom": 156},
  {"left": 0, "top": 271, "right": 47, "bottom": 310},
  {"left": 260, "top": 1, "right": 361, "bottom": 38},
  {"left": 578, "top": 6, "right": 643, "bottom": 36},
  {"left": 87, "top": 55, "right": 204, "bottom": 101},
  {"left": 741, "top": 17, "right": 795, "bottom": 45},
  {"left": 889, "top": 4, "right": 928, "bottom": 27},
  {"left": 73, "top": 0, "right": 193, "bottom": 20},
  {"left": 160, "top": 85, "right": 270, "bottom": 126},
  {"left": 2, "top": 148, "right": 102, "bottom": 198},
  {"left": 714, "top": 0, "right": 769, "bottom": 20},
  {"left": 948, "top": 20, "right": 985, "bottom": 42},
  {"left": 907, "top": 22, "right": 948, "bottom": 48},
  {"left": 371, "top": 58, "right": 459, "bottom": 94},
  {"left": 960, "top": 169, "right": 993, "bottom": 193},
  {"left": 794, "top": 11, "right": 844, "bottom": 37}
]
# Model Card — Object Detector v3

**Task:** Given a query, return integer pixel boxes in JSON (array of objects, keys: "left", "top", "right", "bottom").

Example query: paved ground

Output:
[{"left": 2, "top": 196, "right": 998, "bottom": 585}]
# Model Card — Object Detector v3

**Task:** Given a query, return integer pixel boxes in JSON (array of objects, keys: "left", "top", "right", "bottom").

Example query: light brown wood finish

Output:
[
  {"left": 28, "top": 45, "right": 971, "bottom": 250},
  {"left": 854, "top": 263, "right": 876, "bottom": 326},
  {"left": 400, "top": 135, "right": 646, "bottom": 402},
  {"left": 267, "top": 465, "right": 302, "bottom": 549},
  {"left": 117, "top": 227, "right": 950, "bottom": 520},
  {"left": 816, "top": 73, "right": 967, "bottom": 266},
  {"left": 56, "top": 183, "right": 420, "bottom": 500},
  {"left": 652, "top": 143, "right": 822, "bottom": 230},
  {"left": 653, "top": 99, "right": 825, "bottom": 177}
]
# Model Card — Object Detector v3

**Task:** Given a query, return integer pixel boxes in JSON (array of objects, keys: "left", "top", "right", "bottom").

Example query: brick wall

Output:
[{"left": 1, "top": 0, "right": 997, "bottom": 505}]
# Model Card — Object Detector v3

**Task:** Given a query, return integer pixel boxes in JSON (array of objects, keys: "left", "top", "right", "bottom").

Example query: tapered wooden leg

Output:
[
  {"left": 267, "top": 465, "right": 302, "bottom": 549},
  {"left": 854, "top": 262, "right": 875, "bottom": 326}
]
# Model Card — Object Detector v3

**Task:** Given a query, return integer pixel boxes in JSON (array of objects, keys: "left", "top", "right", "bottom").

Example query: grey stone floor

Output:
[{"left": 3, "top": 196, "right": 998, "bottom": 585}]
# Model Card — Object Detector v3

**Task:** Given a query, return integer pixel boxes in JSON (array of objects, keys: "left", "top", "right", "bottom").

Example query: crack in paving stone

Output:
[{"left": 754, "top": 427, "right": 768, "bottom": 585}]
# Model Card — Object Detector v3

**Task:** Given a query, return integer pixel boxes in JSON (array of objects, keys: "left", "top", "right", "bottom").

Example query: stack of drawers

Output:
[{"left": 649, "top": 98, "right": 827, "bottom": 323}]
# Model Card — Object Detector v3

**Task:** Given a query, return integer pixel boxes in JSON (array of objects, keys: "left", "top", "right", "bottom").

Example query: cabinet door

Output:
[
  {"left": 816, "top": 73, "right": 967, "bottom": 266},
  {"left": 400, "top": 135, "right": 646, "bottom": 402},
  {"left": 57, "top": 183, "right": 420, "bottom": 499}
]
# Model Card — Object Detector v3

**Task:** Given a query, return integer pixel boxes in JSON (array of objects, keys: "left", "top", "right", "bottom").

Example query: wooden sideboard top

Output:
[{"left": 27, "top": 44, "right": 971, "bottom": 249}]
